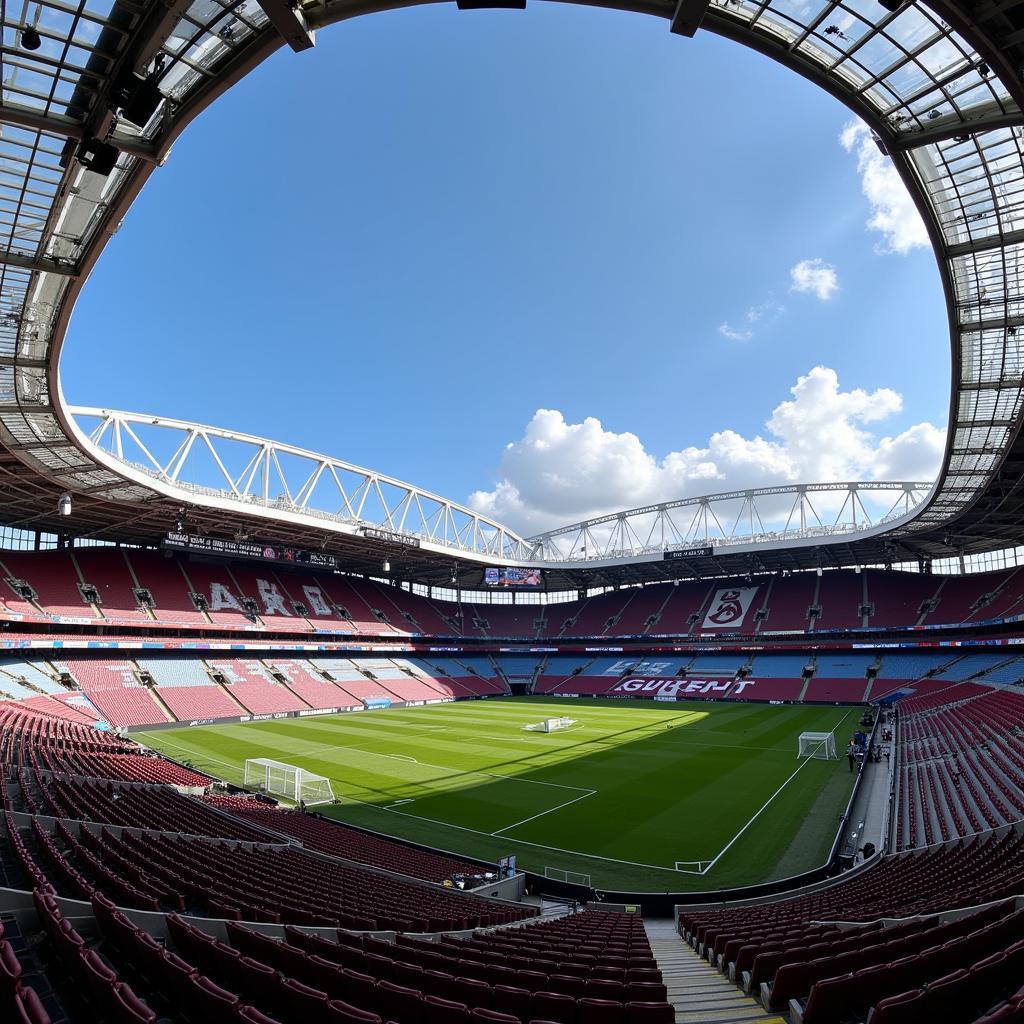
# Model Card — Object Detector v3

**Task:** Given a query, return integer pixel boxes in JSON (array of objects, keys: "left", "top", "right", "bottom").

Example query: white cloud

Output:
[
  {"left": 840, "top": 121, "right": 928, "bottom": 254},
  {"left": 718, "top": 322, "right": 752, "bottom": 341},
  {"left": 790, "top": 258, "right": 839, "bottom": 301},
  {"left": 469, "top": 366, "right": 946, "bottom": 533},
  {"left": 718, "top": 298, "right": 784, "bottom": 341}
]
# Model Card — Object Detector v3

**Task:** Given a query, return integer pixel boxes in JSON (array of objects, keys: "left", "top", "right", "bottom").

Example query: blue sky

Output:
[{"left": 61, "top": 3, "right": 949, "bottom": 534}]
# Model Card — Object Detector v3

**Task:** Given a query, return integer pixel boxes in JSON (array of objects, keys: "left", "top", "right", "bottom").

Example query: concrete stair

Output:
[{"left": 645, "top": 920, "right": 787, "bottom": 1024}]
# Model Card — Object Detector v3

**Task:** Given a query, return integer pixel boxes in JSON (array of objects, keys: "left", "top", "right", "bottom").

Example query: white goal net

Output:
[
  {"left": 524, "top": 717, "right": 576, "bottom": 733},
  {"left": 798, "top": 732, "right": 838, "bottom": 760},
  {"left": 243, "top": 758, "right": 335, "bottom": 806}
]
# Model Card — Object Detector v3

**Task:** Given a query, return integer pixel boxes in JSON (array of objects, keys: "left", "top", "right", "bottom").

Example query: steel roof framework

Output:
[{"left": 0, "top": 0, "right": 1018, "bottom": 587}]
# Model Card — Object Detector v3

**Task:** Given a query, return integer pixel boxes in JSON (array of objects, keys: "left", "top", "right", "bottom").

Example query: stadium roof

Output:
[{"left": 0, "top": 0, "right": 1021, "bottom": 589}]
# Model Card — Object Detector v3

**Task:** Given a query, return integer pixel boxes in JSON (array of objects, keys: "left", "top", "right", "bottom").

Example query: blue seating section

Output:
[
  {"left": 876, "top": 653, "right": 951, "bottom": 679},
  {"left": 933, "top": 654, "right": 1016, "bottom": 681},
  {"left": 747, "top": 655, "right": 810, "bottom": 677}
]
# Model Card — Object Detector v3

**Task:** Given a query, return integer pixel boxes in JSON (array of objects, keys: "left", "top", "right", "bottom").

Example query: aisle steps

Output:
[{"left": 645, "top": 920, "right": 787, "bottom": 1024}]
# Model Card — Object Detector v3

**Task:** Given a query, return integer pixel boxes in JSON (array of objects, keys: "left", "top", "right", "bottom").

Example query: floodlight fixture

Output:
[
  {"left": 58, "top": 493, "right": 72, "bottom": 517},
  {"left": 21, "top": 27, "right": 41, "bottom": 50}
]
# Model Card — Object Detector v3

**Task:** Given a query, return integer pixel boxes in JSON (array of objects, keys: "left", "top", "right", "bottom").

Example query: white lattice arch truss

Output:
[
  {"left": 72, "top": 406, "right": 535, "bottom": 561},
  {"left": 71, "top": 405, "right": 931, "bottom": 563},
  {"left": 527, "top": 481, "right": 933, "bottom": 561}
]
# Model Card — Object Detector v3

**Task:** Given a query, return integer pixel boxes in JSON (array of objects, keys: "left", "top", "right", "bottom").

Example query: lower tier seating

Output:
[
  {"left": 203, "top": 795, "right": 483, "bottom": 883},
  {"left": 679, "top": 831, "right": 1024, "bottom": 1024}
]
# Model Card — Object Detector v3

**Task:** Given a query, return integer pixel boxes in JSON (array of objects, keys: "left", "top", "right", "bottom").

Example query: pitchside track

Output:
[{"left": 137, "top": 697, "right": 858, "bottom": 890}]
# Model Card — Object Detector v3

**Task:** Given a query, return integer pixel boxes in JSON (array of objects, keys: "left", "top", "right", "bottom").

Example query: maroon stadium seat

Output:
[
  {"left": 13, "top": 988, "right": 53, "bottom": 1024},
  {"left": 422, "top": 995, "right": 471, "bottom": 1023}
]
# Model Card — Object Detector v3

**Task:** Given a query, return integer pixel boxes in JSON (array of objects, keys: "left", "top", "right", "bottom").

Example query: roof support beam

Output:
[
  {"left": 254, "top": 0, "right": 315, "bottom": 51},
  {"left": 2, "top": 441, "right": 77, "bottom": 452},
  {"left": 0, "top": 356, "right": 50, "bottom": 369},
  {"left": 0, "top": 102, "right": 85, "bottom": 140},
  {"left": 958, "top": 379, "right": 1024, "bottom": 391},
  {"left": 0, "top": 104, "right": 157, "bottom": 163},
  {"left": 887, "top": 109, "right": 1024, "bottom": 152},
  {"left": 960, "top": 313, "right": 1024, "bottom": 333},
  {"left": 946, "top": 227, "right": 1024, "bottom": 259},
  {"left": 0, "top": 250, "right": 79, "bottom": 277},
  {"left": 671, "top": 0, "right": 711, "bottom": 36}
]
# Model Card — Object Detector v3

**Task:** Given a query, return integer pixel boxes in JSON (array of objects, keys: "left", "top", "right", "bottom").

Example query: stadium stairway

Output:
[{"left": 645, "top": 920, "right": 786, "bottom": 1024}]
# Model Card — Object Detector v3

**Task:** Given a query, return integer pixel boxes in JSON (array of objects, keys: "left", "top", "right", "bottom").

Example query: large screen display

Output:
[
  {"left": 483, "top": 567, "right": 543, "bottom": 588},
  {"left": 162, "top": 532, "right": 339, "bottom": 569}
]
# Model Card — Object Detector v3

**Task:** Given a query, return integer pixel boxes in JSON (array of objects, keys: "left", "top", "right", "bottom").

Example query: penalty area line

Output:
[
  {"left": 490, "top": 789, "right": 597, "bottom": 837},
  {"left": 335, "top": 790, "right": 675, "bottom": 873}
]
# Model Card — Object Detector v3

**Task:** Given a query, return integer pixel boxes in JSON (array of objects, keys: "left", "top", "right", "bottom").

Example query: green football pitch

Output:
[{"left": 136, "top": 697, "right": 859, "bottom": 891}]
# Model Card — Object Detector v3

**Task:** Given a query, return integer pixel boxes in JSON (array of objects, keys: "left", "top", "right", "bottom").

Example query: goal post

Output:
[
  {"left": 544, "top": 867, "right": 591, "bottom": 886},
  {"left": 524, "top": 717, "right": 576, "bottom": 733},
  {"left": 798, "top": 732, "right": 838, "bottom": 760},
  {"left": 243, "top": 758, "right": 335, "bottom": 806}
]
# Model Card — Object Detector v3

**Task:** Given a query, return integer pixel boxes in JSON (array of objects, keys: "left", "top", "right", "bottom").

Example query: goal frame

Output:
[
  {"left": 544, "top": 866, "right": 591, "bottom": 886},
  {"left": 524, "top": 717, "right": 576, "bottom": 733},
  {"left": 243, "top": 757, "right": 335, "bottom": 806},
  {"left": 797, "top": 732, "right": 838, "bottom": 760}
]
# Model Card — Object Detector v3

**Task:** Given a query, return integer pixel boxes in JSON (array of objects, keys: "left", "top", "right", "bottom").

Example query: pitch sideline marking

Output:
[{"left": 675, "top": 707, "right": 857, "bottom": 875}]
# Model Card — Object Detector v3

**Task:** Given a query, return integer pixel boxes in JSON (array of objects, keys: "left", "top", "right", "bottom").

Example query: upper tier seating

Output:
[
  {"left": 863, "top": 570, "right": 942, "bottom": 629},
  {"left": 5, "top": 551, "right": 1024, "bottom": 637},
  {"left": 73, "top": 547, "right": 154, "bottom": 622},
  {"left": 0, "top": 551, "right": 97, "bottom": 619},
  {"left": 814, "top": 570, "right": 866, "bottom": 630},
  {"left": 922, "top": 573, "right": 1011, "bottom": 627},
  {"left": 651, "top": 581, "right": 715, "bottom": 634},
  {"left": 759, "top": 574, "right": 817, "bottom": 632},
  {"left": 228, "top": 566, "right": 313, "bottom": 633},
  {"left": 177, "top": 562, "right": 254, "bottom": 627},
  {"left": 123, "top": 551, "right": 209, "bottom": 625}
]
